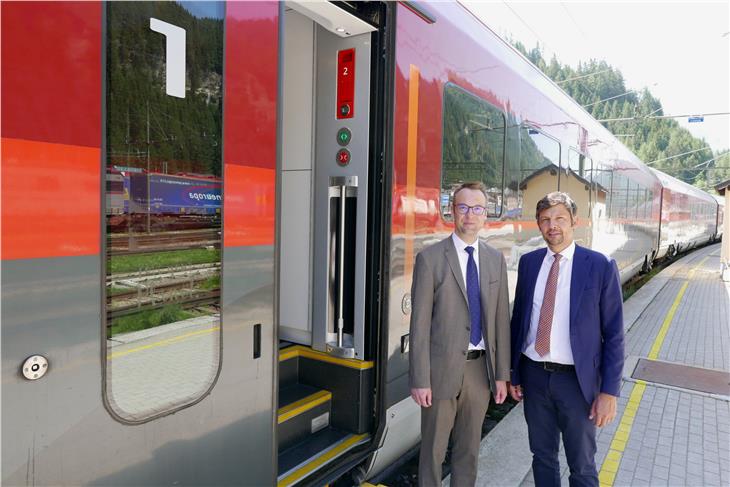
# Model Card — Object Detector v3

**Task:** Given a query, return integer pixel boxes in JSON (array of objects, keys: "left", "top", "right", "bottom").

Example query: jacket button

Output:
[{"left": 466, "top": 326, "right": 470, "bottom": 331}]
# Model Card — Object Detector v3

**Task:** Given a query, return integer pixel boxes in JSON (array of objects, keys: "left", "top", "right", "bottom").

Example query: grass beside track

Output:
[
  {"left": 110, "top": 305, "right": 207, "bottom": 336},
  {"left": 109, "top": 248, "right": 220, "bottom": 274}
]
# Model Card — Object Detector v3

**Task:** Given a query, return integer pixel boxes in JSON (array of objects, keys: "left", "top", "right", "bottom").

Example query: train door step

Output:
[
  {"left": 278, "top": 383, "right": 333, "bottom": 451},
  {"left": 277, "top": 428, "right": 370, "bottom": 487}
]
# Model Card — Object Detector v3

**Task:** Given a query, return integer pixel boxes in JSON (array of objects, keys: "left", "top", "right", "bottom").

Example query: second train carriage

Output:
[{"left": 1, "top": 1, "right": 723, "bottom": 486}]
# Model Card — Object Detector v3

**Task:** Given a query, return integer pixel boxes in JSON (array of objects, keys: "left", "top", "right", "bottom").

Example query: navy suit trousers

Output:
[{"left": 520, "top": 356, "right": 598, "bottom": 487}]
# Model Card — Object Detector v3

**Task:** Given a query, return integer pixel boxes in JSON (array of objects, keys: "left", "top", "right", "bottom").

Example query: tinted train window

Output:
[
  {"left": 104, "top": 1, "right": 224, "bottom": 422},
  {"left": 441, "top": 84, "right": 505, "bottom": 219},
  {"left": 565, "top": 149, "right": 591, "bottom": 218},
  {"left": 505, "top": 126, "right": 560, "bottom": 221},
  {"left": 590, "top": 161, "right": 612, "bottom": 220}
]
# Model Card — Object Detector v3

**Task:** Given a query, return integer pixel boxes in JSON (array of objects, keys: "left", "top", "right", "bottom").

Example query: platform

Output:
[{"left": 448, "top": 243, "right": 730, "bottom": 487}]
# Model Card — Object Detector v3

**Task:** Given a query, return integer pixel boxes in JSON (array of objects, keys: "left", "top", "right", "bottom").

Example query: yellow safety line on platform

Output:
[
  {"left": 279, "top": 345, "right": 374, "bottom": 370},
  {"left": 599, "top": 254, "right": 707, "bottom": 486},
  {"left": 108, "top": 326, "right": 219, "bottom": 359},
  {"left": 277, "top": 433, "right": 369, "bottom": 487},
  {"left": 278, "top": 390, "right": 332, "bottom": 424},
  {"left": 646, "top": 281, "right": 688, "bottom": 360}
]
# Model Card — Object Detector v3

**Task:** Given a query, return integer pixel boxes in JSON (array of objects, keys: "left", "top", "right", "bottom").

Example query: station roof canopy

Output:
[{"left": 715, "top": 179, "right": 730, "bottom": 195}]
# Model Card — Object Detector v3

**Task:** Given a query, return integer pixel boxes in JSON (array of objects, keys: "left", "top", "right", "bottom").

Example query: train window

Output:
[
  {"left": 104, "top": 1, "right": 224, "bottom": 423},
  {"left": 441, "top": 83, "right": 506, "bottom": 219},
  {"left": 565, "top": 149, "right": 591, "bottom": 218},
  {"left": 591, "top": 161, "right": 612, "bottom": 219},
  {"left": 504, "top": 126, "right": 560, "bottom": 221},
  {"left": 568, "top": 148, "right": 585, "bottom": 177}
]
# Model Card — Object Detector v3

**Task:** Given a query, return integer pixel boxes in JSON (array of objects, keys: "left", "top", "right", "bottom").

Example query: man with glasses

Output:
[{"left": 410, "top": 182, "right": 511, "bottom": 486}]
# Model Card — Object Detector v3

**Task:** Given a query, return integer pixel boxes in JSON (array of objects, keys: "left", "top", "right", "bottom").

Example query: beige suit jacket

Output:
[{"left": 409, "top": 236, "right": 511, "bottom": 399}]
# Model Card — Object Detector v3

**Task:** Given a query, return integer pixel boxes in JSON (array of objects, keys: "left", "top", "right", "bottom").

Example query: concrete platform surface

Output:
[{"left": 448, "top": 243, "right": 730, "bottom": 487}]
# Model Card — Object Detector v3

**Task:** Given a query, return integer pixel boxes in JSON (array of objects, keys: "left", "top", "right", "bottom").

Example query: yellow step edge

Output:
[
  {"left": 279, "top": 344, "right": 374, "bottom": 370},
  {"left": 278, "top": 390, "right": 332, "bottom": 424},
  {"left": 277, "top": 433, "right": 370, "bottom": 487}
]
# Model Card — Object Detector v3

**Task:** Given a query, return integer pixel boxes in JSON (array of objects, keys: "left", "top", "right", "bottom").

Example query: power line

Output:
[
  {"left": 597, "top": 112, "right": 730, "bottom": 123},
  {"left": 692, "top": 151, "right": 730, "bottom": 168},
  {"left": 645, "top": 147, "right": 713, "bottom": 166},
  {"left": 583, "top": 89, "right": 639, "bottom": 108},
  {"left": 559, "top": 3, "right": 588, "bottom": 42},
  {"left": 556, "top": 68, "right": 613, "bottom": 84},
  {"left": 502, "top": 2, "right": 548, "bottom": 51}
]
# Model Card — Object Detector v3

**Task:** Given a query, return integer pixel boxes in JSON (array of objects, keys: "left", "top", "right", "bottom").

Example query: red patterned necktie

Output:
[{"left": 535, "top": 253, "right": 562, "bottom": 356}]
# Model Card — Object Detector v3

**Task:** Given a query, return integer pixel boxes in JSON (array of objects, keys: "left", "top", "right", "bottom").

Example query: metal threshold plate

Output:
[{"left": 632, "top": 358, "right": 730, "bottom": 396}]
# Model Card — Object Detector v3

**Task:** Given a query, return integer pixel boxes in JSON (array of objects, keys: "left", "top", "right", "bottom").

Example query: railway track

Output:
[
  {"left": 108, "top": 229, "right": 220, "bottom": 253},
  {"left": 108, "top": 289, "right": 220, "bottom": 321}
]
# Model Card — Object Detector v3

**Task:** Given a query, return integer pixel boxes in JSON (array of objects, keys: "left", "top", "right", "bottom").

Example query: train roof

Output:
[
  {"left": 457, "top": 2, "right": 661, "bottom": 189},
  {"left": 649, "top": 167, "right": 717, "bottom": 204}
]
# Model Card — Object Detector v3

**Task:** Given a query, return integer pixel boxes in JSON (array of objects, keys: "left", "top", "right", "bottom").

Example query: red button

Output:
[{"left": 337, "top": 149, "right": 351, "bottom": 166}]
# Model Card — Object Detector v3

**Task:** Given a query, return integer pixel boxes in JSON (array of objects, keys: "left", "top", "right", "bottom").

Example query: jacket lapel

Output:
[
  {"left": 569, "top": 245, "right": 590, "bottom": 329},
  {"left": 523, "top": 248, "right": 547, "bottom": 329},
  {"left": 445, "top": 238, "right": 468, "bottom": 304}
]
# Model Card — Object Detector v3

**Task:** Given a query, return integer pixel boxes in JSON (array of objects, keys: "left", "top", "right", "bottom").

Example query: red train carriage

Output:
[{"left": 2, "top": 2, "right": 721, "bottom": 486}]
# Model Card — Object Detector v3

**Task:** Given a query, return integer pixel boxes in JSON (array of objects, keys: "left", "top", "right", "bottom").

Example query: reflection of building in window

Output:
[
  {"left": 441, "top": 84, "right": 505, "bottom": 219},
  {"left": 518, "top": 166, "right": 606, "bottom": 220}
]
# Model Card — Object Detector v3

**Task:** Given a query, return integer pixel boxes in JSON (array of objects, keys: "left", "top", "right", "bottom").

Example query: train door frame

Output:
[{"left": 274, "top": 2, "right": 396, "bottom": 484}]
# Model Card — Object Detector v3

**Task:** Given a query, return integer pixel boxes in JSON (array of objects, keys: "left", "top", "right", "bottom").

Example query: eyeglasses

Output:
[{"left": 455, "top": 204, "right": 486, "bottom": 215}]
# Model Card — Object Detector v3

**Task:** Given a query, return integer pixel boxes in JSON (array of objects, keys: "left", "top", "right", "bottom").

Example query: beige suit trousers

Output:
[{"left": 418, "top": 355, "right": 491, "bottom": 487}]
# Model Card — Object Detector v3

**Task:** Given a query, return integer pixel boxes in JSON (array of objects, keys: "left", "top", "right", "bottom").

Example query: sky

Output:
[{"left": 462, "top": 1, "right": 730, "bottom": 155}]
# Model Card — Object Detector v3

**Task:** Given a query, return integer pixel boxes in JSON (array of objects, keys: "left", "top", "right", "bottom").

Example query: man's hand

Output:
[
  {"left": 411, "top": 387, "right": 432, "bottom": 407},
  {"left": 590, "top": 392, "right": 617, "bottom": 427},
  {"left": 509, "top": 384, "right": 523, "bottom": 402},
  {"left": 494, "top": 380, "right": 507, "bottom": 404}
]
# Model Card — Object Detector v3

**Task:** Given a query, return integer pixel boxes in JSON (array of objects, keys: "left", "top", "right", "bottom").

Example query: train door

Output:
[
  {"left": 2, "top": 2, "right": 278, "bottom": 485},
  {"left": 276, "top": 2, "right": 388, "bottom": 485}
]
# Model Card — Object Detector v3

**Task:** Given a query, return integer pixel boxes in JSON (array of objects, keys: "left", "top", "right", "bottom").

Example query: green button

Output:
[{"left": 337, "top": 127, "right": 352, "bottom": 146}]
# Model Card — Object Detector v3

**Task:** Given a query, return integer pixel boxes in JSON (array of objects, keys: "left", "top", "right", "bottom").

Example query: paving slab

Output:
[{"left": 467, "top": 243, "right": 730, "bottom": 487}]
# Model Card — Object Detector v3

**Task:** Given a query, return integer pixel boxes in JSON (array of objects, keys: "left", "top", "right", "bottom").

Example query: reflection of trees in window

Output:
[
  {"left": 105, "top": 1, "right": 224, "bottom": 423},
  {"left": 441, "top": 84, "right": 505, "bottom": 218},
  {"left": 107, "top": 1, "right": 223, "bottom": 177}
]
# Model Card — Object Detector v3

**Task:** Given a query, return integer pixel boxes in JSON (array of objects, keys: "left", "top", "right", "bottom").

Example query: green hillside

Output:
[{"left": 513, "top": 41, "right": 728, "bottom": 191}]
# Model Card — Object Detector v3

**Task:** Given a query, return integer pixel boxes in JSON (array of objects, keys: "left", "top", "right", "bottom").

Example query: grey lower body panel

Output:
[{"left": 2, "top": 247, "right": 276, "bottom": 486}]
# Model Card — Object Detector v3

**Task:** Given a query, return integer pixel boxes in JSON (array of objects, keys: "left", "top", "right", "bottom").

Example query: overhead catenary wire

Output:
[
  {"left": 597, "top": 112, "right": 730, "bottom": 123},
  {"left": 645, "top": 147, "right": 714, "bottom": 166},
  {"left": 556, "top": 68, "right": 613, "bottom": 84}
]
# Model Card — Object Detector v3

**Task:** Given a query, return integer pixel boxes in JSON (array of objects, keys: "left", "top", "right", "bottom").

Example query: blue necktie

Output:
[{"left": 465, "top": 246, "right": 482, "bottom": 346}]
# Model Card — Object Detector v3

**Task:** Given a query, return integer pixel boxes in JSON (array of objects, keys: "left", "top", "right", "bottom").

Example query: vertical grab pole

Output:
[{"left": 337, "top": 185, "right": 347, "bottom": 347}]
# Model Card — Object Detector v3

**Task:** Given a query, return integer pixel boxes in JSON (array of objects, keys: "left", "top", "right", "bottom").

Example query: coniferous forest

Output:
[{"left": 512, "top": 41, "right": 729, "bottom": 191}]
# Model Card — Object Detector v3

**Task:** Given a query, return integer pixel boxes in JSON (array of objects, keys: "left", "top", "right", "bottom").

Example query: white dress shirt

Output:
[
  {"left": 523, "top": 241, "right": 576, "bottom": 364},
  {"left": 451, "top": 233, "right": 485, "bottom": 350}
]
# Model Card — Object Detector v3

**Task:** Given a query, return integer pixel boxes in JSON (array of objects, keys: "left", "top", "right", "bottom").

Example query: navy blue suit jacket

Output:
[{"left": 510, "top": 245, "right": 625, "bottom": 404}]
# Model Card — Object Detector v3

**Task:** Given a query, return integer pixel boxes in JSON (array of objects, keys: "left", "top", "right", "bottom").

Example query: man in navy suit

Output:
[{"left": 509, "top": 192, "right": 624, "bottom": 487}]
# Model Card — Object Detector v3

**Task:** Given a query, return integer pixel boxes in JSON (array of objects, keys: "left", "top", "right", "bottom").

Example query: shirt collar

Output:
[
  {"left": 452, "top": 233, "right": 479, "bottom": 254},
  {"left": 547, "top": 240, "right": 575, "bottom": 262}
]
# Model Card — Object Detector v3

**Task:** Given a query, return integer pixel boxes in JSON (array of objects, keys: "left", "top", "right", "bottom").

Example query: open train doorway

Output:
[{"left": 276, "top": 2, "right": 389, "bottom": 485}]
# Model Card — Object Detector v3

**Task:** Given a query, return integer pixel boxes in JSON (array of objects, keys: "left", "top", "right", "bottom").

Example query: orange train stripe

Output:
[
  {"left": 223, "top": 163, "right": 275, "bottom": 247},
  {"left": 2, "top": 137, "right": 100, "bottom": 260},
  {"left": 403, "top": 65, "right": 420, "bottom": 283}
]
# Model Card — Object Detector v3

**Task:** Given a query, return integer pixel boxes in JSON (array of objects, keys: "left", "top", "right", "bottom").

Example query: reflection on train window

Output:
[
  {"left": 509, "top": 126, "right": 560, "bottom": 222},
  {"left": 568, "top": 148, "right": 584, "bottom": 177},
  {"left": 441, "top": 84, "right": 505, "bottom": 219},
  {"left": 564, "top": 149, "right": 592, "bottom": 218},
  {"left": 104, "top": 1, "right": 224, "bottom": 422}
]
